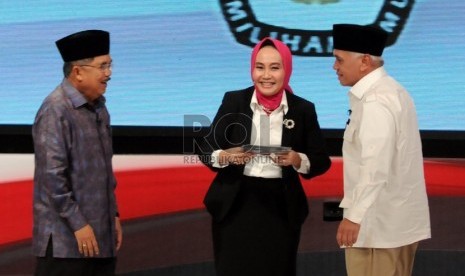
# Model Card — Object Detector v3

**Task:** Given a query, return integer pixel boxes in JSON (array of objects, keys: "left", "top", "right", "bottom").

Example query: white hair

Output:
[{"left": 351, "top": 52, "right": 384, "bottom": 67}]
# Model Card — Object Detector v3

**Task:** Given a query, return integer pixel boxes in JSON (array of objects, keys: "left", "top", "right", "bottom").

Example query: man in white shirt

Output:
[{"left": 331, "top": 24, "right": 431, "bottom": 276}]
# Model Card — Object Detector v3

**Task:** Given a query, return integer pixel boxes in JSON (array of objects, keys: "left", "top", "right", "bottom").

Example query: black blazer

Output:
[{"left": 197, "top": 86, "right": 331, "bottom": 227}]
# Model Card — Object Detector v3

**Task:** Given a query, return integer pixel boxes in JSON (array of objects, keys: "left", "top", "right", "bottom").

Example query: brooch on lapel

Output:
[{"left": 283, "top": 119, "right": 295, "bottom": 129}]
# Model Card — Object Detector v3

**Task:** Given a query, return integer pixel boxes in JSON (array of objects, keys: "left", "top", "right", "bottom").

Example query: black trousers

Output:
[
  {"left": 35, "top": 238, "right": 116, "bottom": 276},
  {"left": 212, "top": 176, "right": 301, "bottom": 276}
]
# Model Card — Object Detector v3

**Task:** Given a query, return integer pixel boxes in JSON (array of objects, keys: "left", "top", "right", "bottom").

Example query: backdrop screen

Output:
[{"left": 0, "top": 0, "right": 463, "bottom": 130}]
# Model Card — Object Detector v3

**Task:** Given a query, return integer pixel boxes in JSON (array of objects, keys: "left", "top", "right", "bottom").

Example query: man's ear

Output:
[
  {"left": 73, "top": 66, "right": 84, "bottom": 81},
  {"left": 360, "top": 54, "right": 371, "bottom": 72}
]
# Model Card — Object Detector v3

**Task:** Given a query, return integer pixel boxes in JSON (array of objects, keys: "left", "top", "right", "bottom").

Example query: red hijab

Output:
[{"left": 250, "top": 37, "right": 293, "bottom": 112}]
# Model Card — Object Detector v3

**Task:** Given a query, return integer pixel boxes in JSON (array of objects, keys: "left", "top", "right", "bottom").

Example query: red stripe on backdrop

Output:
[
  {"left": 0, "top": 159, "right": 464, "bottom": 245},
  {"left": 0, "top": 180, "right": 33, "bottom": 245}
]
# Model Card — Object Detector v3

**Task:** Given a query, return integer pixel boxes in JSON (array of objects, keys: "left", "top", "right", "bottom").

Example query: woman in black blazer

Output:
[{"left": 197, "top": 37, "right": 331, "bottom": 276}]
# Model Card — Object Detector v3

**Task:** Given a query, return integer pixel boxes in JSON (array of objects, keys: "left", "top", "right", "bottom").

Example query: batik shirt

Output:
[{"left": 32, "top": 78, "right": 119, "bottom": 258}]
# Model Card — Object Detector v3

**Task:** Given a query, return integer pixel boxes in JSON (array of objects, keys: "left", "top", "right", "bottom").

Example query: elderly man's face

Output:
[
  {"left": 332, "top": 49, "right": 364, "bottom": 87},
  {"left": 75, "top": 54, "right": 112, "bottom": 101}
]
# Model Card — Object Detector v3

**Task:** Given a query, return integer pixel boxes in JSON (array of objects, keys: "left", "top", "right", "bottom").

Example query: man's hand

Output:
[
  {"left": 115, "top": 217, "right": 123, "bottom": 251},
  {"left": 336, "top": 218, "right": 360, "bottom": 247},
  {"left": 75, "top": 224, "right": 99, "bottom": 257}
]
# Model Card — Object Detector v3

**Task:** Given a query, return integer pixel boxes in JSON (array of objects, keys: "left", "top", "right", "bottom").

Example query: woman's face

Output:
[{"left": 252, "top": 46, "right": 285, "bottom": 96}]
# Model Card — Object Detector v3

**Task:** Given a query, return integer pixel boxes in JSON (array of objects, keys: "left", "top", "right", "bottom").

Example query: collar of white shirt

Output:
[
  {"left": 250, "top": 90, "right": 289, "bottom": 115},
  {"left": 350, "top": 66, "right": 388, "bottom": 100}
]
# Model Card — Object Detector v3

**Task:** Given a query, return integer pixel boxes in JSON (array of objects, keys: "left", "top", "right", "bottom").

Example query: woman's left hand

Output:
[{"left": 272, "top": 150, "right": 301, "bottom": 168}]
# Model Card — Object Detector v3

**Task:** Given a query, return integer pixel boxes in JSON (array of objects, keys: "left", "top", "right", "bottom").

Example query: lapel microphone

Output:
[{"left": 346, "top": 109, "right": 352, "bottom": 126}]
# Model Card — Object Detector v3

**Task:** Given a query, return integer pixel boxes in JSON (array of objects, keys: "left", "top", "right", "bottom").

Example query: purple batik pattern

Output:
[{"left": 32, "top": 79, "right": 119, "bottom": 258}]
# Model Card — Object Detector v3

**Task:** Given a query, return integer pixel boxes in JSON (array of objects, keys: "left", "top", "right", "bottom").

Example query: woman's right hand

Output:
[{"left": 219, "top": 147, "right": 255, "bottom": 165}]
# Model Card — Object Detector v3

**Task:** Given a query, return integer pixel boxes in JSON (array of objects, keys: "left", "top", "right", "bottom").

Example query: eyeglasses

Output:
[{"left": 78, "top": 63, "right": 113, "bottom": 72}]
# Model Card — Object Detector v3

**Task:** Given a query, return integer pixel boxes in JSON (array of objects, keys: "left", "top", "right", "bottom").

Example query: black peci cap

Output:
[
  {"left": 332, "top": 24, "right": 388, "bottom": 56},
  {"left": 55, "top": 30, "right": 110, "bottom": 62}
]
